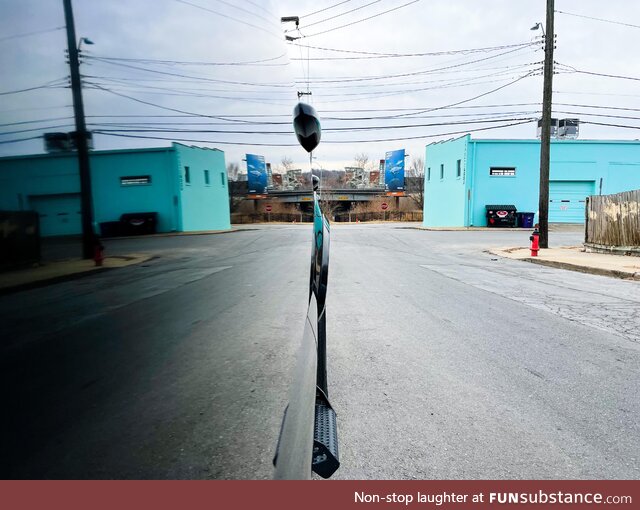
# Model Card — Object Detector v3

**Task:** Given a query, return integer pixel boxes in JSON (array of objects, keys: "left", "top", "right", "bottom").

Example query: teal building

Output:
[
  {"left": 423, "top": 136, "right": 640, "bottom": 227},
  {"left": 0, "top": 143, "right": 230, "bottom": 236}
]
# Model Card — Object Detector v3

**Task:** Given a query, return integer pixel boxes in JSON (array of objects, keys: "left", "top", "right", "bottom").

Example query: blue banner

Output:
[
  {"left": 384, "top": 149, "right": 405, "bottom": 192},
  {"left": 246, "top": 154, "right": 268, "bottom": 194}
]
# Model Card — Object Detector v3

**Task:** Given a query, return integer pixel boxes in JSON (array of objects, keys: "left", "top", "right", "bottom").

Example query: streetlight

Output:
[
  {"left": 78, "top": 37, "right": 93, "bottom": 50},
  {"left": 530, "top": 22, "right": 545, "bottom": 36}
]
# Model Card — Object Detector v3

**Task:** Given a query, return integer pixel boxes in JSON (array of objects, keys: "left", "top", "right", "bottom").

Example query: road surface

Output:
[{"left": 1, "top": 224, "right": 638, "bottom": 479}]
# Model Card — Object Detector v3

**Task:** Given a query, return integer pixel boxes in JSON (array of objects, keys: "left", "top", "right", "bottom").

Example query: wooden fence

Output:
[
  {"left": 585, "top": 190, "right": 640, "bottom": 252},
  {"left": 231, "top": 211, "right": 423, "bottom": 224},
  {"left": 333, "top": 211, "right": 423, "bottom": 223}
]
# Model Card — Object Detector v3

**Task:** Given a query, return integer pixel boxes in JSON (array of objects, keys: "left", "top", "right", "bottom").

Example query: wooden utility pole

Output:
[
  {"left": 63, "top": 0, "right": 95, "bottom": 259},
  {"left": 538, "top": 0, "right": 555, "bottom": 249}
]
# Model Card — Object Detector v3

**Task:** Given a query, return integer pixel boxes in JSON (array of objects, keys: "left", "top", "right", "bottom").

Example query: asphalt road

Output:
[{"left": 1, "top": 224, "right": 639, "bottom": 479}]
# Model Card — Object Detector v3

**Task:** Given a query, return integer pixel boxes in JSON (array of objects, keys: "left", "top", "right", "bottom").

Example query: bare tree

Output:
[
  {"left": 227, "top": 162, "right": 240, "bottom": 181},
  {"left": 407, "top": 157, "right": 425, "bottom": 210},
  {"left": 281, "top": 156, "right": 294, "bottom": 171},
  {"left": 407, "top": 156, "right": 424, "bottom": 177},
  {"left": 353, "top": 152, "right": 375, "bottom": 171}
]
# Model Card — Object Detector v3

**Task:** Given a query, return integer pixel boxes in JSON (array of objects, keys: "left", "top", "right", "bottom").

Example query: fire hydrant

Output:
[
  {"left": 94, "top": 240, "right": 105, "bottom": 266},
  {"left": 529, "top": 228, "right": 540, "bottom": 257}
]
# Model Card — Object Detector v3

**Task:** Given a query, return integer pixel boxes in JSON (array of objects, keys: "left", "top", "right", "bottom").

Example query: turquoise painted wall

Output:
[
  {"left": 0, "top": 144, "right": 231, "bottom": 236},
  {"left": 174, "top": 143, "right": 230, "bottom": 231},
  {"left": 91, "top": 148, "right": 178, "bottom": 232},
  {"left": 423, "top": 135, "right": 469, "bottom": 227},
  {"left": 424, "top": 137, "right": 640, "bottom": 227}
]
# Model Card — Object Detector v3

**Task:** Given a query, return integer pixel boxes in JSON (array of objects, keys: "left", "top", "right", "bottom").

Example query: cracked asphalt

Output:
[{"left": 1, "top": 223, "right": 638, "bottom": 479}]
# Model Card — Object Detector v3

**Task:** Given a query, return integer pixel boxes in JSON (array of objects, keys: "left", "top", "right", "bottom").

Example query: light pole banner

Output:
[
  {"left": 246, "top": 154, "right": 268, "bottom": 195},
  {"left": 384, "top": 149, "right": 405, "bottom": 192}
]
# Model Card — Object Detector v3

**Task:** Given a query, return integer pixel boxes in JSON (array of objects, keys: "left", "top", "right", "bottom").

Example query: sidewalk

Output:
[
  {"left": 491, "top": 246, "right": 640, "bottom": 280},
  {"left": 0, "top": 254, "right": 153, "bottom": 294}
]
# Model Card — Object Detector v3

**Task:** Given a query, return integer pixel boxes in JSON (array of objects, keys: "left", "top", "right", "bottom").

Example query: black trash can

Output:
[
  {"left": 485, "top": 205, "right": 517, "bottom": 227},
  {"left": 120, "top": 212, "right": 158, "bottom": 236},
  {"left": 99, "top": 221, "right": 122, "bottom": 238}
]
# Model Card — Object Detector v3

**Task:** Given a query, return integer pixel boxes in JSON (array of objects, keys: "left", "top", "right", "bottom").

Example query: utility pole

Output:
[
  {"left": 537, "top": 0, "right": 555, "bottom": 249},
  {"left": 63, "top": 0, "right": 95, "bottom": 259}
]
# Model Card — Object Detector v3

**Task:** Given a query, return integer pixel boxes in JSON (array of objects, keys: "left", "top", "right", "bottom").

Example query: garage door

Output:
[
  {"left": 29, "top": 193, "right": 82, "bottom": 236},
  {"left": 549, "top": 181, "right": 595, "bottom": 223}
]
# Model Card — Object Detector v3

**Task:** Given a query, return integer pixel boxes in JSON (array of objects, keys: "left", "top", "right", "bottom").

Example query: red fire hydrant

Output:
[
  {"left": 529, "top": 228, "right": 540, "bottom": 257},
  {"left": 94, "top": 240, "right": 105, "bottom": 266}
]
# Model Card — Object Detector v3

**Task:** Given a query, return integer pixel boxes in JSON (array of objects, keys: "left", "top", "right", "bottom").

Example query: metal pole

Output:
[
  {"left": 538, "top": 0, "right": 555, "bottom": 249},
  {"left": 63, "top": 0, "right": 94, "bottom": 259}
]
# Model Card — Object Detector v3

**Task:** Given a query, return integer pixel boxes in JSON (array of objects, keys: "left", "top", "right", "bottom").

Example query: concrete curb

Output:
[
  {"left": 489, "top": 248, "right": 640, "bottom": 281},
  {"left": 0, "top": 254, "right": 155, "bottom": 295},
  {"left": 523, "top": 257, "right": 640, "bottom": 280},
  {"left": 103, "top": 228, "right": 240, "bottom": 241}
]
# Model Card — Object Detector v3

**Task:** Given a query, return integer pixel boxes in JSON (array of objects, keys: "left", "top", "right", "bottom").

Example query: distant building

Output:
[
  {"left": 0, "top": 143, "right": 230, "bottom": 236},
  {"left": 424, "top": 135, "right": 640, "bottom": 227}
]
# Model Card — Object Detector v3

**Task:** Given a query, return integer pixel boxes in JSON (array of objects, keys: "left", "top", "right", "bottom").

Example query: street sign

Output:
[
  {"left": 265, "top": 204, "right": 272, "bottom": 212},
  {"left": 381, "top": 203, "right": 389, "bottom": 210}
]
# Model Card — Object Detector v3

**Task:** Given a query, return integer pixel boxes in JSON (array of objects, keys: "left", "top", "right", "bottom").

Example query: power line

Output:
[
  {"left": 555, "top": 102, "right": 640, "bottom": 113},
  {"left": 172, "top": 0, "right": 283, "bottom": 40},
  {"left": 90, "top": 84, "right": 290, "bottom": 121},
  {"left": 289, "top": 41, "right": 537, "bottom": 60},
  {"left": 581, "top": 121, "right": 640, "bottom": 130},
  {"left": 292, "top": 44, "right": 537, "bottom": 83},
  {"left": 300, "top": 0, "right": 352, "bottom": 19},
  {"left": 0, "top": 124, "right": 75, "bottom": 136},
  {"left": 88, "top": 57, "right": 295, "bottom": 88},
  {"left": 0, "top": 78, "right": 68, "bottom": 96},
  {"left": 384, "top": 71, "right": 535, "bottom": 119},
  {"left": 0, "top": 26, "right": 64, "bottom": 42},
  {"left": 573, "top": 69, "right": 640, "bottom": 83},
  {"left": 0, "top": 116, "right": 75, "bottom": 128},
  {"left": 295, "top": 0, "right": 384, "bottom": 31},
  {"left": 89, "top": 116, "right": 536, "bottom": 135},
  {"left": 555, "top": 9, "right": 640, "bottom": 30},
  {"left": 85, "top": 53, "right": 289, "bottom": 67},
  {"left": 301, "top": 0, "right": 421, "bottom": 39},
  {"left": 91, "top": 118, "right": 534, "bottom": 146},
  {"left": 0, "top": 135, "right": 44, "bottom": 145}
]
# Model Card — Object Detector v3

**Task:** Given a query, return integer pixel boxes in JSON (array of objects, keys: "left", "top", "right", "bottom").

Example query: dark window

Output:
[
  {"left": 490, "top": 167, "right": 516, "bottom": 176},
  {"left": 427, "top": 167, "right": 431, "bottom": 181},
  {"left": 184, "top": 166, "right": 190, "bottom": 184},
  {"left": 456, "top": 159, "right": 461, "bottom": 178},
  {"left": 120, "top": 175, "right": 151, "bottom": 186},
  {"left": 221, "top": 172, "right": 226, "bottom": 186},
  {"left": 440, "top": 164, "right": 444, "bottom": 180},
  {"left": 204, "top": 169, "right": 210, "bottom": 185}
]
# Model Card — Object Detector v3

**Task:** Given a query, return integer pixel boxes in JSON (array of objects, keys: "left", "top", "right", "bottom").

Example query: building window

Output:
[
  {"left": 490, "top": 167, "right": 516, "bottom": 176},
  {"left": 456, "top": 159, "right": 461, "bottom": 178},
  {"left": 221, "top": 172, "right": 226, "bottom": 186},
  {"left": 427, "top": 167, "right": 431, "bottom": 181},
  {"left": 204, "top": 169, "right": 210, "bottom": 185},
  {"left": 440, "top": 164, "right": 444, "bottom": 180},
  {"left": 120, "top": 175, "right": 151, "bottom": 186},
  {"left": 184, "top": 166, "right": 190, "bottom": 184}
]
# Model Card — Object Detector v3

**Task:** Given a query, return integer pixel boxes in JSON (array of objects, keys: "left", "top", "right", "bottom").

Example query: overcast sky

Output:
[{"left": 1, "top": 0, "right": 639, "bottom": 173}]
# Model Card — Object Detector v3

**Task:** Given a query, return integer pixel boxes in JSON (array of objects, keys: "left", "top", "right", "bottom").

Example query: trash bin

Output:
[
  {"left": 99, "top": 221, "right": 121, "bottom": 238},
  {"left": 520, "top": 212, "right": 535, "bottom": 228},
  {"left": 485, "top": 205, "right": 517, "bottom": 227},
  {"left": 120, "top": 212, "right": 158, "bottom": 235}
]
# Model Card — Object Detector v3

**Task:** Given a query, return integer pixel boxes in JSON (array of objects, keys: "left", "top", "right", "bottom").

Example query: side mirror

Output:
[{"left": 293, "top": 103, "right": 321, "bottom": 153}]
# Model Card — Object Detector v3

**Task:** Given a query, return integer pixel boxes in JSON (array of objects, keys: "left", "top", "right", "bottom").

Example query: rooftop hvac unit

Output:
[
  {"left": 558, "top": 118, "right": 579, "bottom": 139},
  {"left": 43, "top": 131, "right": 94, "bottom": 153},
  {"left": 536, "top": 118, "right": 559, "bottom": 139}
]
